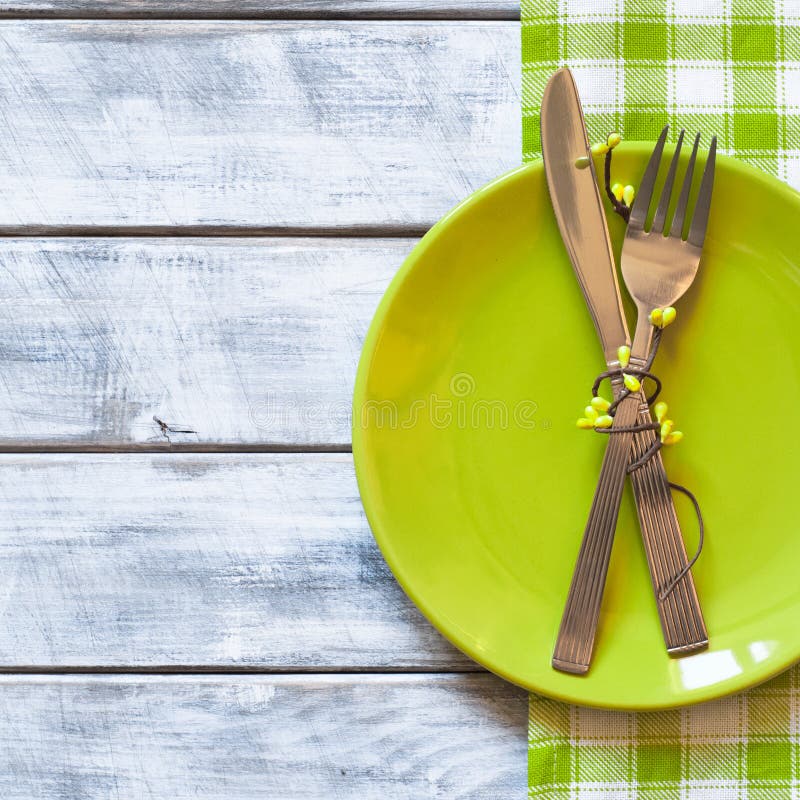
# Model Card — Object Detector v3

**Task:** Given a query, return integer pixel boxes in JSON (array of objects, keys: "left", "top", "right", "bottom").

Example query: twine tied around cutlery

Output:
[
  {"left": 576, "top": 138, "right": 705, "bottom": 601},
  {"left": 588, "top": 326, "right": 704, "bottom": 600}
]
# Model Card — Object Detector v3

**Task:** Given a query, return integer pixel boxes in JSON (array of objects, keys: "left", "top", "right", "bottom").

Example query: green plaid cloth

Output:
[
  {"left": 522, "top": 0, "right": 800, "bottom": 183},
  {"left": 529, "top": 667, "right": 800, "bottom": 797},
  {"left": 522, "top": 2, "right": 800, "bottom": 796}
]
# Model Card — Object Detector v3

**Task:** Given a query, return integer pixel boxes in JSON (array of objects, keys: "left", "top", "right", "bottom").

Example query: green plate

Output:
[{"left": 353, "top": 144, "right": 800, "bottom": 710}]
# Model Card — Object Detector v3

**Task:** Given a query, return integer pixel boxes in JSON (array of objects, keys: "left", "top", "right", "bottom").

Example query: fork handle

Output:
[{"left": 629, "top": 404, "right": 707, "bottom": 654}]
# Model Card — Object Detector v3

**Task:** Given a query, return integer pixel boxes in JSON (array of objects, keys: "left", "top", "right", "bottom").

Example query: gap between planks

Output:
[
  {"left": 0, "top": 11, "right": 520, "bottom": 22},
  {"left": 0, "top": 225, "right": 432, "bottom": 239},
  {"left": 0, "top": 443, "right": 353, "bottom": 453},
  {"left": 0, "top": 666, "right": 487, "bottom": 675}
]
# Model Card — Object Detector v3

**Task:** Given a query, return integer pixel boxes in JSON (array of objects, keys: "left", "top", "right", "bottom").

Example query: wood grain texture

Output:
[
  {"left": 0, "top": 21, "right": 519, "bottom": 231},
  {"left": 0, "top": 674, "right": 526, "bottom": 799},
  {"left": 0, "top": 452, "right": 474, "bottom": 669},
  {"left": 0, "top": 0, "right": 520, "bottom": 18},
  {"left": 0, "top": 238, "right": 401, "bottom": 447}
]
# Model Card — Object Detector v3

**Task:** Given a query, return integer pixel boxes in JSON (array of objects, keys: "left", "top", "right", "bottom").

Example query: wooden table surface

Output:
[{"left": 0, "top": 4, "right": 527, "bottom": 797}]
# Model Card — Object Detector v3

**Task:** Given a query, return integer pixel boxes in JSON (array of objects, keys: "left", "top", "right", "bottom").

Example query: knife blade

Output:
[{"left": 540, "top": 68, "right": 629, "bottom": 363}]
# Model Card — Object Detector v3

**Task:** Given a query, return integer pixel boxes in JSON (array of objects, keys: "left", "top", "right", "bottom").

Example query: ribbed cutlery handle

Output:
[
  {"left": 552, "top": 393, "right": 639, "bottom": 674},
  {"left": 552, "top": 391, "right": 708, "bottom": 675},
  {"left": 629, "top": 407, "right": 708, "bottom": 653}
]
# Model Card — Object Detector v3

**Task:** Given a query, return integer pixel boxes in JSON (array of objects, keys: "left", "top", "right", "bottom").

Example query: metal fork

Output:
[
  {"left": 624, "top": 128, "right": 716, "bottom": 644},
  {"left": 552, "top": 127, "right": 716, "bottom": 672}
]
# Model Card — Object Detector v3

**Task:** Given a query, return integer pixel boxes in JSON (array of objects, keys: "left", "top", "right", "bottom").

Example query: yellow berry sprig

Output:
[
  {"left": 575, "top": 131, "right": 637, "bottom": 221},
  {"left": 575, "top": 132, "right": 635, "bottom": 222},
  {"left": 576, "top": 305, "right": 684, "bottom": 441},
  {"left": 649, "top": 307, "right": 681, "bottom": 443},
  {"left": 654, "top": 401, "right": 683, "bottom": 446},
  {"left": 577, "top": 393, "right": 683, "bottom": 446},
  {"left": 611, "top": 183, "right": 636, "bottom": 207},
  {"left": 613, "top": 344, "right": 641, "bottom": 394},
  {"left": 576, "top": 394, "right": 613, "bottom": 430},
  {"left": 599, "top": 133, "right": 635, "bottom": 222},
  {"left": 649, "top": 306, "right": 677, "bottom": 329}
]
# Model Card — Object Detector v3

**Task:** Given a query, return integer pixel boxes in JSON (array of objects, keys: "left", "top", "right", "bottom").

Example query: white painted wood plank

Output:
[
  {"left": 1, "top": 0, "right": 520, "bottom": 17},
  {"left": 0, "top": 21, "right": 519, "bottom": 229},
  {"left": 0, "top": 452, "right": 472, "bottom": 669},
  {"left": 0, "top": 237, "right": 396, "bottom": 446},
  {"left": 0, "top": 674, "right": 526, "bottom": 799}
]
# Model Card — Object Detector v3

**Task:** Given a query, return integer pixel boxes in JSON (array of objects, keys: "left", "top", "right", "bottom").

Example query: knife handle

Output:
[{"left": 552, "top": 392, "right": 638, "bottom": 674}]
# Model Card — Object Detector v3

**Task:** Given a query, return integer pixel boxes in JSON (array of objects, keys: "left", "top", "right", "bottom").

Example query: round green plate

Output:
[{"left": 352, "top": 144, "right": 800, "bottom": 710}]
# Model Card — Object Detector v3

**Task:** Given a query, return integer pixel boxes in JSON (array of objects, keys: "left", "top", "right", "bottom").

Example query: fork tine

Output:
[
  {"left": 628, "top": 125, "right": 669, "bottom": 231},
  {"left": 651, "top": 129, "right": 685, "bottom": 234},
  {"left": 687, "top": 136, "right": 717, "bottom": 247},
  {"left": 669, "top": 132, "right": 701, "bottom": 238}
]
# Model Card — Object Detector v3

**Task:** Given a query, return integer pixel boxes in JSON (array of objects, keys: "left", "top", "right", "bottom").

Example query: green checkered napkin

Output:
[
  {"left": 522, "top": 2, "right": 800, "bottom": 796},
  {"left": 529, "top": 668, "right": 800, "bottom": 798},
  {"left": 522, "top": 0, "right": 800, "bottom": 182}
]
